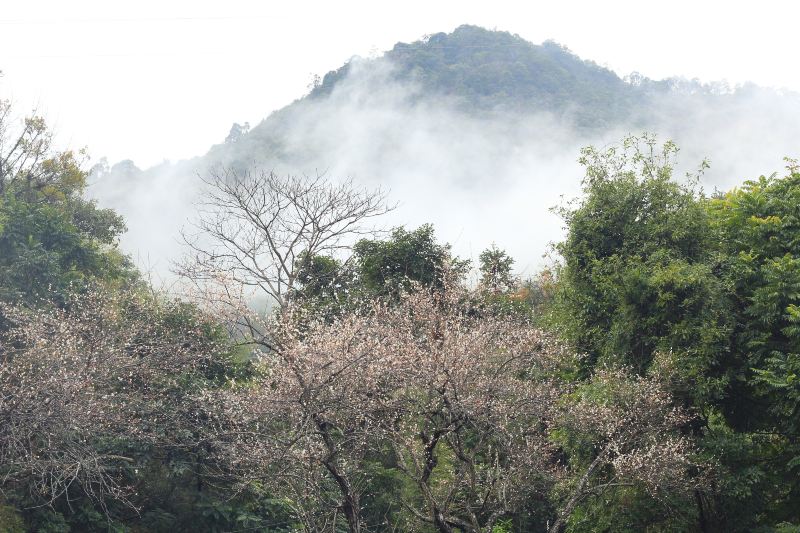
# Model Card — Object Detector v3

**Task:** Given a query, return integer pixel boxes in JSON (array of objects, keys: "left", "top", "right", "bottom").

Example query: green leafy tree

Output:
[
  {"left": 552, "top": 135, "right": 728, "bottom": 387},
  {"left": 294, "top": 252, "right": 350, "bottom": 303},
  {"left": 549, "top": 135, "right": 726, "bottom": 529},
  {"left": 552, "top": 135, "right": 800, "bottom": 530},
  {"left": 476, "top": 245, "right": 544, "bottom": 319},
  {"left": 352, "top": 224, "right": 469, "bottom": 299},
  {"left": 705, "top": 160, "right": 800, "bottom": 526},
  {"left": 0, "top": 101, "right": 132, "bottom": 304},
  {"left": 478, "top": 244, "right": 516, "bottom": 293}
]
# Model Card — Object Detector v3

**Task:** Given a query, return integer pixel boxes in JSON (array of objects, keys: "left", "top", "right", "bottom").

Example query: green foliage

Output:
[
  {"left": 358, "top": 448, "right": 409, "bottom": 531},
  {"left": 0, "top": 108, "right": 134, "bottom": 305},
  {"left": 553, "top": 135, "right": 728, "bottom": 392},
  {"left": 352, "top": 224, "right": 469, "bottom": 298},
  {"left": 553, "top": 137, "right": 800, "bottom": 530},
  {"left": 0, "top": 505, "right": 25, "bottom": 533},
  {"left": 708, "top": 162, "right": 800, "bottom": 429},
  {"left": 292, "top": 251, "right": 353, "bottom": 320},
  {"left": 479, "top": 244, "right": 516, "bottom": 293},
  {"left": 474, "top": 245, "right": 545, "bottom": 319},
  {"left": 290, "top": 225, "right": 470, "bottom": 322},
  {"left": 0, "top": 192, "right": 131, "bottom": 304},
  {"left": 565, "top": 487, "right": 694, "bottom": 533},
  {"left": 704, "top": 161, "right": 800, "bottom": 525}
]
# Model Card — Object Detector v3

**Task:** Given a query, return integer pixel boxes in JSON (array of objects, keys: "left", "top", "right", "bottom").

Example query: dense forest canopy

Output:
[{"left": 2, "top": 24, "right": 800, "bottom": 533}]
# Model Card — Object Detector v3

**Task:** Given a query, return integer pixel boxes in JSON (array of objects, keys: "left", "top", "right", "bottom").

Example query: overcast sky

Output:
[{"left": 1, "top": 0, "right": 798, "bottom": 167}]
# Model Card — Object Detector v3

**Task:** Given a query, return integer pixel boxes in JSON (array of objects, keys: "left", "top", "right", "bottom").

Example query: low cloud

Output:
[{"left": 88, "top": 55, "right": 800, "bottom": 282}]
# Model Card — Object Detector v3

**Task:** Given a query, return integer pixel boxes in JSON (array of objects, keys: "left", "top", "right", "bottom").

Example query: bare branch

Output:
[{"left": 177, "top": 168, "right": 393, "bottom": 314}]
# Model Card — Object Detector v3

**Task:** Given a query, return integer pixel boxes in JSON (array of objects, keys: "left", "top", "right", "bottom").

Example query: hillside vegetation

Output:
[{"left": 2, "top": 26, "right": 800, "bottom": 533}]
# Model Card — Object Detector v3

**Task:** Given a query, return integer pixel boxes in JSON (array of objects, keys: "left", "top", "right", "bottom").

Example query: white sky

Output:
[{"left": 1, "top": 0, "right": 798, "bottom": 168}]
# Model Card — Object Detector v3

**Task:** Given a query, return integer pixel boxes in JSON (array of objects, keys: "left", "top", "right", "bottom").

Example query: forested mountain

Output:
[
  {"left": 199, "top": 25, "right": 793, "bottom": 171},
  {"left": 201, "top": 25, "right": 654, "bottom": 169},
  {"left": 309, "top": 25, "right": 638, "bottom": 126},
  {"left": 91, "top": 25, "right": 800, "bottom": 278}
]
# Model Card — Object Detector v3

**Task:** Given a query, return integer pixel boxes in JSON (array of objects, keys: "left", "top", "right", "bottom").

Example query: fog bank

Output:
[{"left": 88, "top": 57, "right": 800, "bottom": 281}]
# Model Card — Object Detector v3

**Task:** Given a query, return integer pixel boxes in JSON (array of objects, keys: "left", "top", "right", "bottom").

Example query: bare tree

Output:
[{"left": 179, "top": 168, "right": 392, "bottom": 316}]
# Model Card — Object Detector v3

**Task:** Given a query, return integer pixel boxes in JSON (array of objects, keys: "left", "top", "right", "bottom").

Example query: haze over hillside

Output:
[{"left": 89, "top": 25, "right": 800, "bottom": 279}]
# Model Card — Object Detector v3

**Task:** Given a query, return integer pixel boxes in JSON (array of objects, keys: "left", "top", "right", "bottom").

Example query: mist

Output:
[{"left": 87, "top": 54, "right": 800, "bottom": 283}]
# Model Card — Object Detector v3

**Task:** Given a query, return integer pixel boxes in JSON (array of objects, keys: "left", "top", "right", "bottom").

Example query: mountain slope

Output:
[
  {"left": 203, "top": 25, "right": 658, "bottom": 171},
  {"left": 310, "top": 25, "right": 639, "bottom": 126}
]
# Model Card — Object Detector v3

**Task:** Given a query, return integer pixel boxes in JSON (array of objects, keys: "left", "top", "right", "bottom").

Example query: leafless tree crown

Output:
[{"left": 179, "top": 168, "right": 392, "bottom": 310}]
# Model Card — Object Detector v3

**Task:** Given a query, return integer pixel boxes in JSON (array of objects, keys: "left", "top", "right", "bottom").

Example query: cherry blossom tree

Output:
[
  {"left": 548, "top": 368, "right": 707, "bottom": 533},
  {"left": 0, "top": 288, "right": 226, "bottom": 511},
  {"left": 204, "top": 296, "right": 416, "bottom": 532},
  {"left": 376, "top": 288, "right": 562, "bottom": 533},
  {"left": 207, "top": 285, "right": 566, "bottom": 532}
]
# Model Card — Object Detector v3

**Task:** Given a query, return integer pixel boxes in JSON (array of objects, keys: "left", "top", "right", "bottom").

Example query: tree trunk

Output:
[
  {"left": 317, "top": 417, "right": 362, "bottom": 533},
  {"left": 549, "top": 450, "right": 607, "bottom": 533},
  {"left": 432, "top": 510, "right": 455, "bottom": 533}
]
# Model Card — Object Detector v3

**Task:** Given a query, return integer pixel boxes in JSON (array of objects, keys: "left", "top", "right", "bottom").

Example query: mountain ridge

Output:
[
  {"left": 101, "top": 24, "right": 798, "bottom": 175},
  {"left": 202, "top": 24, "right": 796, "bottom": 171}
]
